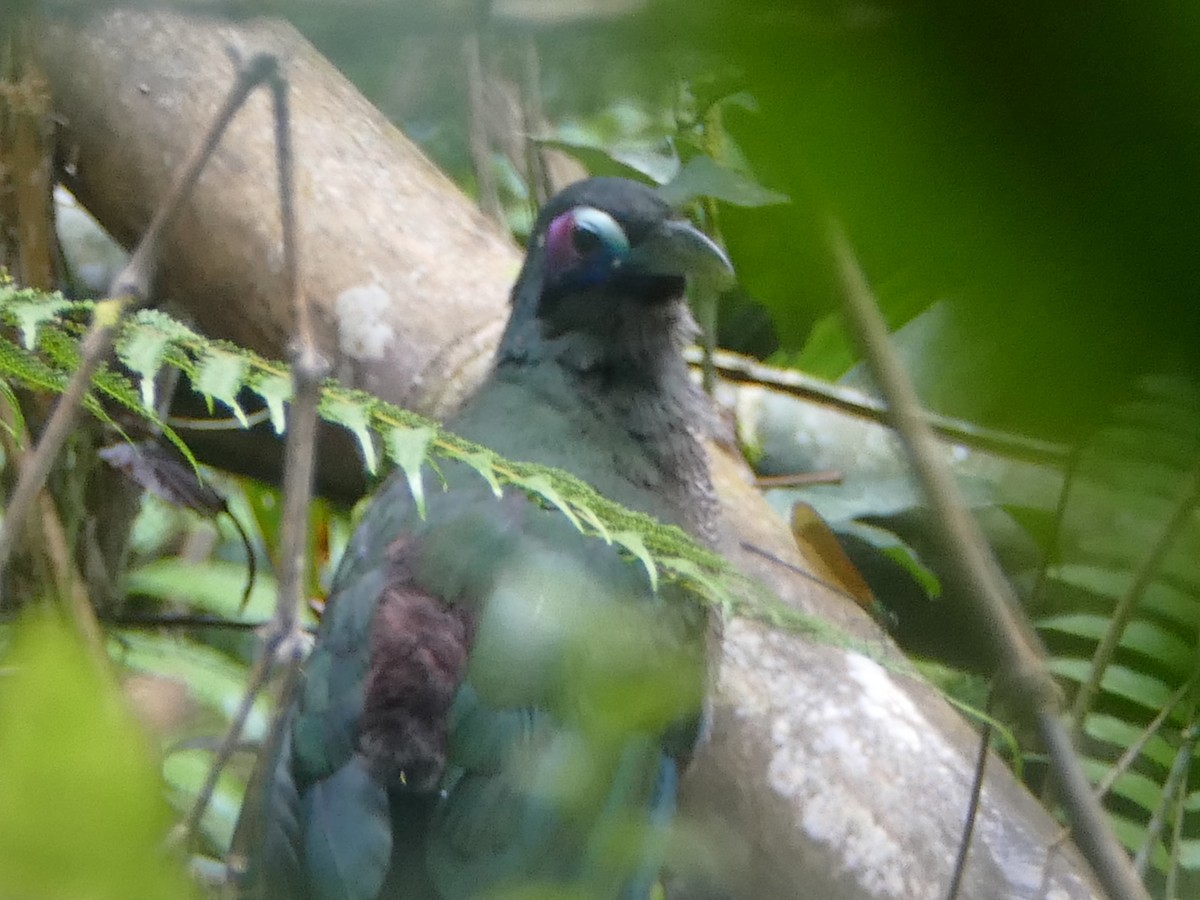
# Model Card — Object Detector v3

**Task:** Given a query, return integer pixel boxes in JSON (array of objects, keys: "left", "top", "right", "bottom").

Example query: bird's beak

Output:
[{"left": 626, "top": 219, "right": 735, "bottom": 288}]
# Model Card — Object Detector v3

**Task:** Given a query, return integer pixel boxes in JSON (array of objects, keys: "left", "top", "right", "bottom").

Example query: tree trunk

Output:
[{"left": 38, "top": 9, "right": 1102, "bottom": 899}]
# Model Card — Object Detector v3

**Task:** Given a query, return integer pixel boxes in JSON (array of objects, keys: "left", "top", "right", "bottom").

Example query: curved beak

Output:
[{"left": 626, "top": 219, "right": 735, "bottom": 288}]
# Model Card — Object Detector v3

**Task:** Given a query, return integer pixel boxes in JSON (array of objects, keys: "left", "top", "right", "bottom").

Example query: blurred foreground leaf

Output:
[{"left": 0, "top": 614, "right": 193, "bottom": 900}]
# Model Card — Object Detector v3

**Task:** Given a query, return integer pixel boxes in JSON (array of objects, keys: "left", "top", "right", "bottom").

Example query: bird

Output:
[{"left": 237, "top": 177, "right": 733, "bottom": 900}]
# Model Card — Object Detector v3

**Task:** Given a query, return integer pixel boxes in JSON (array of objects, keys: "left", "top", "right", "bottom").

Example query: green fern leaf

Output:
[
  {"left": 7, "top": 292, "right": 74, "bottom": 350},
  {"left": 117, "top": 323, "right": 173, "bottom": 411},
  {"left": 509, "top": 472, "right": 584, "bottom": 534},
  {"left": 195, "top": 349, "right": 250, "bottom": 426},
  {"left": 0, "top": 380, "right": 24, "bottom": 439},
  {"left": 384, "top": 425, "right": 436, "bottom": 518},
  {"left": 320, "top": 393, "right": 379, "bottom": 474},
  {"left": 612, "top": 531, "right": 658, "bottom": 592},
  {"left": 456, "top": 449, "right": 503, "bottom": 497},
  {"left": 251, "top": 372, "right": 292, "bottom": 434}
]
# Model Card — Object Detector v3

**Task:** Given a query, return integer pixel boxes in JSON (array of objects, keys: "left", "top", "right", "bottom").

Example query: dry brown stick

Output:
[{"left": 826, "top": 219, "right": 1150, "bottom": 900}]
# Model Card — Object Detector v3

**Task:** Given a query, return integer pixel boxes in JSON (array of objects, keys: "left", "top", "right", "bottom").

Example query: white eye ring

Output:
[{"left": 571, "top": 206, "right": 630, "bottom": 256}]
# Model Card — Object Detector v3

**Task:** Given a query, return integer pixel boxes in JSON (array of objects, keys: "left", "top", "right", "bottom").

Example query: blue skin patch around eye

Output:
[{"left": 546, "top": 207, "right": 631, "bottom": 289}]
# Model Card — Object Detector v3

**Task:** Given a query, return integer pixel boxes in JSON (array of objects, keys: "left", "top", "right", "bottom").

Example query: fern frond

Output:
[{"left": 0, "top": 285, "right": 860, "bottom": 646}]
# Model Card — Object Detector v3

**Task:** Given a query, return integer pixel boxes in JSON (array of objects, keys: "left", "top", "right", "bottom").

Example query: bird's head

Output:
[{"left": 502, "top": 177, "right": 733, "bottom": 375}]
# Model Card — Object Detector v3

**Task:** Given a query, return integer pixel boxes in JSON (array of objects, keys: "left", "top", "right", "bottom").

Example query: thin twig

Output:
[
  {"left": 754, "top": 470, "right": 843, "bottom": 489},
  {"left": 1132, "top": 720, "right": 1197, "bottom": 877},
  {"left": 683, "top": 346, "right": 1072, "bottom": 468},
  {"left": 224, "top": 659, "right": 302, "bottom": 888},
  {"left": 739, "top": 539, "right": 873, "bottom": 610},
  {"left": 168, "top": 407, "right": 272, "bottom": 431},
  {"left": 519, "top": 33, "right": 551, "bottom": 207},
  {"left": 103, "top": 612, "right": 278, "bottom": 631},
  {"left": 1164, "top": 749, "right": 1190, "bottom": 900},
  {"left": 1068, "top": 462, "right": 1200, "bottom": 741},
  {"left": 1093, "top": 675, "right": 1194, "bottom": 802},
  {"left": 946, "top": 696, "right": 993, "bottom": 900},
  {"left": 826, "top": 219, "right": 1150, "bottom": 900},
  {"left": 1026, "top": 443, "right": 1085, "bottom": 615},
  {"left": 196, "top": 50, "right": 330, "bottom": 875},
  {"left": 463, "top": 32, "right": 502, "bottom": 225},
  {"left": 177, "top": 51, "right": 328, "bottom": 850},
  {"left": 170, "top": 646, "right": 274, "bottom": 846}
]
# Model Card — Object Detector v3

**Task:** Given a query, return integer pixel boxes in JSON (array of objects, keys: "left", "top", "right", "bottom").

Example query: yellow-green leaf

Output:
[
  {"left": 195, "top": 349, "right": 249, "bottom": 426},
  {"left": 253, "top": 372, "right": 293, "bottom": 434},
  {"left": 0, "top": 614, "right": 194, "bottom": 900},
  {"left": 385, "top": 425, "right": 436, "bottom": 518},
  {"left": 613, "top": 531, "right": 658, "bottom": 592},
  {"left": 321, "top": 394, "right": 378, "bottom": 474},
  {"left": 118, "top": 326, "right": 172, "bottom": 411}
]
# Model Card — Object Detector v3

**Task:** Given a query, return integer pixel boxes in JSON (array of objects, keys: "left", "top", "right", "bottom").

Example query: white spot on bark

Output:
[
  {"left": 735, "top": 626, "right": 966, "bottom": 900},
  {"left": 335, "top": 281, "right": 396, "bottom": 362}
]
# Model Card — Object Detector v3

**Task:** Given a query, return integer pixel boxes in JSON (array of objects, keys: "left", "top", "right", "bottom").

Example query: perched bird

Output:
[{"left": 241, "top": 177, "right": 733, "bottom": 900}]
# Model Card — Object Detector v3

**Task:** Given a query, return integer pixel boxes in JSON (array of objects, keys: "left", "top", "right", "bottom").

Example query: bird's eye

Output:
[
  {"left": 544, "top": 206, "right": 630, "bottom": 284},
  {"left": 571, "top": 225, "right": 603, "bottom": 256},
  {"left": 568, "top": 207, "right": 629, "bottom": 260}
]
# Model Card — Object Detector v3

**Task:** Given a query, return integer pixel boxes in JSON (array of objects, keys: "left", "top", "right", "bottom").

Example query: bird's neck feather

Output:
[{"left": 456, "top": 301, "right": 718, "bottom": 543}]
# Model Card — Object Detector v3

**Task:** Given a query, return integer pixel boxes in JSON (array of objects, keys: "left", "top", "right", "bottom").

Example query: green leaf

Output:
[
  {"left": 385, "top": 425, "right": 436, "bottom": 518},
  {"left": 459, "top": 450, "right": 503, "bottom": 497},
  {"left": 0, "top": 614, "right": 193, "bottom": 900},
  {"left": 613, "top": 531, "right": 658, "bottom": 592},
  {"left": 836, "top": 519, "right": 941, "bottom": 599},
  {"left": 511, "top": 472, "right": 584, "bottom": 534},
  {"left": 0, "top": 379, "right": 25, "bottom": 440},
  {"left": 658, "top": 155, "right": 789, "bottom": 208},
  {"left": 1038, "top": 613, "right": 1194, "bottom": 675},
  {"left": 1107, "top": 812, "right": 1171, "bottom": 872},
  {"left": 117, "top": 314, "right": 185, "bottom": 411},
  {"left": 253, "top": 372, "right": 293, "bottom": 434},
  {"left": 1187, "top": 789, "right": 1200, "bottom": 813},
  {"left": 109, "top": 632, "right": 269, "bottom": 741},
  {"left": 9, "top": 293, "right": 73, "bottom": 349},
  {"left": 575, "top": 502, "right": 613, "bottom": 544},
  {"left": 124, "top": 558, "right": 276, "bottom": 620},
  {"left": 1084, "top": 714, "right": 1176, "bottom": 770},
  {"left": 162, "top": 748, "right": 243, "bottom": 853},
  {"left": 1178, "top": 835, "right": 1200, "bottom": 869},
  {"left": 668, "top": 556, "right": 736, "bottom": 617},
  {"left": 118, "top": 326, "right": 172, "bottom": 410},
  {"left": 321, "top": 393, "right": 379, "bottom": 474},
  {"left": 1048, "top": 658, "right": 1175, "bottom": 713},
  {"left": 1046, "top": 559, "right": 1136, "bottom": 594},
  {"left": 1080, "top": 758, "right": 1165, "bottom": 815},
  {"left": 195, "top": 349, "right": 250, "bottom": 426},
  {"left": 536, "top": 137, "right": 669, "bottom": 184},
  {"left": 1051, "top": 564, "right": 1200, "bottom": 630}
]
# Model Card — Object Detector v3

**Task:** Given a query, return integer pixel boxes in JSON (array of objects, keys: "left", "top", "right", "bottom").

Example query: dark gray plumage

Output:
[{"left": 238, "top": 177, "right": 732, "bottom": 900}]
